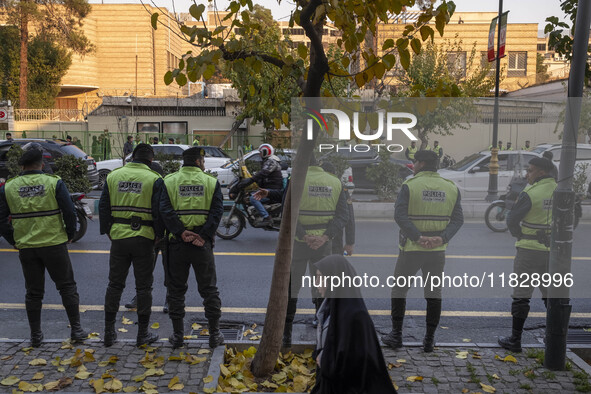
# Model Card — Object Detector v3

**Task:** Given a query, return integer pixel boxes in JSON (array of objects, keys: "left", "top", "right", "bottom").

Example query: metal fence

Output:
[
  {"left": 14, "top": 109, "right": 85, "bottom": 122},
  {"left": 2, "top": 130, "right": 291, "bottom": 161}
]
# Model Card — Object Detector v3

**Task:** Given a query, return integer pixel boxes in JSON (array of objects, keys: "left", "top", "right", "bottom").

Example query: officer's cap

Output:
[
  {"left": 528, "top": 157, "right": 554, "bottom": 172},
  {"left": 19, "top": 148, "right": 43, "bottom": 166},
  {"left": 414, "top": 149, "right": 439, "bottom": 162},
  {"left": 183, "top": 147, "right": 205, "bottom": 159}
]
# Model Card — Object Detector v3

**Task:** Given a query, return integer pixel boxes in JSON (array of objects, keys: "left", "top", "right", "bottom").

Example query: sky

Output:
[{"left": 90, "top": 0, "right": 569, "bottom": 31}]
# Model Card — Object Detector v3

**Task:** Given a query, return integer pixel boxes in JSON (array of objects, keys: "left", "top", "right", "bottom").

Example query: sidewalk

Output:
[{"left": 1, "top": 338, "right": 590, "bottom": 393}]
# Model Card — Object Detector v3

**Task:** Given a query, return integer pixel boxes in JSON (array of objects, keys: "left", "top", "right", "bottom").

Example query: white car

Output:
[
  {"left": 531, "top": 143, "right": 591, "bottom": 182},
  {"left": 438, "top": 150, "right": 543, "bottom": 200},
  {"left": 96, "top": 144, "right": 231, "bottom": 188},
  {"left": 211, "top": 150, "right": 295, "bottom": 197}
]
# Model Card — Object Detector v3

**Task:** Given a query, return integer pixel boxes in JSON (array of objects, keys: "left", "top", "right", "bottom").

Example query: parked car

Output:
[
  {"left": 211, "top": 149, "right": 295, "bottom": 197},
  {"left": 438, "top": 150, "right": 543, "bottom": 200},
  {"left": 324, "top": 149, "right": 413, "bottom": 190},
  {"left": 96, "top": 144, "right": 231, "bottom": 188},
  {"left": 0, "top": 139, "right": 99, "bottom": 187},
  {"left": 531, "top": 143, "right": 591, "bottom": 181}
]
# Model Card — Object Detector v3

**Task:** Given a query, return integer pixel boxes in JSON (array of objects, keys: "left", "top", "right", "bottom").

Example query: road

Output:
[{"left": 1, "top": 218, "right": 590, "bottom": 345}]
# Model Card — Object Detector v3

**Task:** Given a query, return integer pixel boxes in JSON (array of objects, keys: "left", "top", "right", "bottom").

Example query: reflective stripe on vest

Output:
[
  {"left": 107, "top": 162, "right": 160, "bottom": 240},
  {"left": 164, "top": 166, "right": 216, "bottom": 237},
  {"left": 516, "top": 177, "right": 556, "bottom": 251},
  {"left": 297, "top": 166, "right": 342, "bottom": 239},
  {"left": 408, "top": 146, "right": 418, "bottom": 160},
  {"left": 401, "top": 171, "right": 458, "bottom": 252},
  {"left": 4, "top": 173, "right": 68, "bottom": 249}
]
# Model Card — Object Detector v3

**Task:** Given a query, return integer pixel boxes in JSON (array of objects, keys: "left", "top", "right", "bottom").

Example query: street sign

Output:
[{"left": 0, "top": 109, "right": 7, "bottom": 122}]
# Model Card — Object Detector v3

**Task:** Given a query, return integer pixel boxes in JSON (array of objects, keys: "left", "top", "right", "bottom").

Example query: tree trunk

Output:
[
  {"left": 251, "top": 1, "right": 327, "bottom": 376},
  {"left": 19, "top": 3, "right": 29, "bottom": 109}
]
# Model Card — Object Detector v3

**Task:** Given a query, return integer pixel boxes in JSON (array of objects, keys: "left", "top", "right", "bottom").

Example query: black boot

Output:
[
  {"left": 498, "top": 329, "right": 523, "bottom": 352},
  {"left": 423, "top": 324, "right": 437, "bottom": 353},
  {"left": 381, "top": 318, "right": 403, "bottom": 349},
  {"left": 27, "top": 309, "right": 43, "bottom": 348},
  {"left": 136, "top": 316, "right": 159, "bottom": 347},
  {"left": 65, "top": 305, "right": 88, "bottom": 342},
  {"left": 168, "top": 319, "right": 184, "bottom": 348},
  {"left": 104, "top": 320, "right": 117, "bottom": 347},
  {"left": 163, "top": 299, "right": 169, "bottom": 314},
  {"left": 125, "top": 296, "right": 137, "bottom": 309},
  {"left": 282, "top": 322, "right": 293, "bottom": 348},
  {"left": 208, "top": 320, "right": 224, "bottom": 348}
]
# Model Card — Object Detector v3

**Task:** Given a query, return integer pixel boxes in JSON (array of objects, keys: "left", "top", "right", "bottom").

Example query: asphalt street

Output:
[{"left": 1, "top": 218, "right": 590, "bottom": 346}]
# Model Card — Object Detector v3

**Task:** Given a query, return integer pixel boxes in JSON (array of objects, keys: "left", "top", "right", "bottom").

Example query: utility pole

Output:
[
  {"left": 485, "top": 0, "right": 504, "bottom": 202},
  {"left": 544, "top": 0, "right": 591, "bottom": 371}
]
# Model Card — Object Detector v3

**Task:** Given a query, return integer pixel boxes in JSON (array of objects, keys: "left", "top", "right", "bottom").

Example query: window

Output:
[
  {"left": 508, "top": 52, "right": 527, "bottom": 77},
  {"left": 537, "top": 43, "right": 547, "bottom": 51},
  {"left": 576, "top": 148, "right": 591, "bottom": 160},
  {"left": 475, "top": 154, "right": 509, "bottom": 172},
  {"left": 447, "top": 52, "right": 467, "bottom": 78}
]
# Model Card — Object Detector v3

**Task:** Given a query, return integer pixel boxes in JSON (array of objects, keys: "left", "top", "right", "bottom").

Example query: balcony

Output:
[{"left": 14, "top": 109, "right": 85, "bottom": 122}]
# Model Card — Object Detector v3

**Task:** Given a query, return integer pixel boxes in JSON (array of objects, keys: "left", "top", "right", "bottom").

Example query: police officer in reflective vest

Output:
[
  {"left": 159, "top": 147, "right": 224, "bottom": 348},
  {"left": 498, "top": 157, "right": 556, "bottom": 352},
  {"left": 405, "top": 141, "right": 418, "bottom": 162},
  {"left": 99, "top": 143, "right": 164, "bottom": 347},
  {"left": 432, "top": 141, "right": 443, "bottom": 162},
  {"left": 382, "top": 150, "right": 464, "bottom": 352},
  {"left": 283, "top": 157, "right": 349, "bottom": 347},
  {"left": 0, "top": 149, "right": 88, "bottom": 347}
]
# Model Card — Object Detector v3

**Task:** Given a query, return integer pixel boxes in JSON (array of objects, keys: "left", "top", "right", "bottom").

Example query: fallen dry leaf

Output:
[
  {"left": 32, "top": 372, "right": 44, "bottom": 381},
  {"left": 388, "top": 363, "right": 403, "bottom": 369},
  {"left": 118, "top": 328, "right": 128, "bottom": 333},
  {"left": 1, "top": 376, "right": 20, "bottom": 386},
  {"left": 503, "top": 355, "right": 517, "bottom": 363},
  {"left": 480, "top": 382, "right": 496, "bottom": 393},
  {"left": 492, "top": 373, "right": 500, "bottom": 380},
  {"left": 28, "top": 358, "right": 47, "bottom": 366},
  {"left": 203, "top": 375, "right": 213, "bottom": 384},
  {"left": 396, "top": 359, "right": 406, "bottom": 363},
  {"left": 150, "top": 322, "right": 159, "bottom": 329},
  {"left": 406, "top": 376, "right": 423, "bottom": 382},
  {"left": 122, "top": 316, "right": 133, "bottom": 325},
  {"left": 197, "top": 349, "right": 211, "bottom": 355},
  {"left": 462, "top": 338, "right": 472, "bottom": 343},
  {"left": 456, "top": 351, "right": 469, "bottom": 359}
]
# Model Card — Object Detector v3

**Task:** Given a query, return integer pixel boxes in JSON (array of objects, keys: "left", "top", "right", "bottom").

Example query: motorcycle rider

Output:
[{"left": 237, "top": 143, "right": 283, "bottom": 227}]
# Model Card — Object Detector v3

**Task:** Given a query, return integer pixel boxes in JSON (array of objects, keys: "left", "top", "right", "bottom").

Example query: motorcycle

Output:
[
  {"left": 215, "top": 178, "right": 282, "bottom": 240},
  {"left": 485, "top": 177, "right": 582, "bottom": 232},
  {"left": 70, "top": 193, "right": 92, "bottom": 242}
]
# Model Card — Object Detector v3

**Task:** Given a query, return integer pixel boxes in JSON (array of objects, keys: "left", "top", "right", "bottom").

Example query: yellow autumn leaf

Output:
[
  {"left": 0, "top": 355, "right": 13, "bottom": 361},
  {"left": 203, "top": 388, "right": 215, "bottom": 394},
  {"left": 31, "top": 373, "right": 44, "bottom": 381},
  {"left": 123, "top": 386, "right": 137, "bottom": 392},
  {"left": 462, "top": 389, "right": 469, "bottom": 393},
  {"left": 144, "top": 390, "right": 158, "bottom": 394},
  {"left": 481, "top": 382, "right": 497, "bottom": 393},
  {"left": 75, "top": 371, "right": 92, "bottom": 380},
  {"left": 118, "top": 328, "right": 128, "bottom": 333},
  {"left": 396, "top": 359, "right": 406, "bottom": 363},
  {"left": 456, "top": 351, "right": 469, "bottom": 359},
  {"left": 104, "top": 379, "right": 123, "bottom": 391},
  {"left": 198, "top": 349, "right": 211, "bottom": 355},
  {"left": 28, "top": 358, "right": 47, "bottom": 366},
  {"left": 88, "top": 332, "right": 100, "bottom": 338},
  {"left": 261, "top": 380, "right": 278, "bottom": 389},
  {"left": 462, "top": 338, "right": 472, "bottom": 342},
  {"left": 220, "top": 364, "right": 231, "bottom": 377},
  {"left": 191, "top": 323, "right": 202, "bottom": 330},
  {"left": 141, "top": 381, "right": 157, "bottom": 390},
  {"left": 18, "top": 381, "right": 35, "bottom": 391},
  {"left": 388, "top": 363, "right": 403, "bottom": 369},
  {"left": 61, "top": 341, "right": 73, "bottom": 349},
  {"left": 150, "top": 322, "right": 160, "bottom": 329},
  {"left": 494, "top": 355, "right": 501, "bottom": 360},
  {"left": 132, "top": 374, "right": 146, "bottom": 382},
  {"left": 200, "top": 328, "right": 210, "bottom": 336},
  {"left": 503, "top": 355, "right": 517, "bottom": 363},
  {"left": 406, "top": 376, "right": 424, "bottom": 382},
  {"left": 203, "top": 375, "right": 214, "bottom": 384},
  {"left": 492, "top": 374, "right": 500, "bottom": 380},
  {"left": 122, "top": 316, "right": 133, "bottom": 325},
  {"left": 44, "top": 381, "right": 60, "bottom": 391},
  {"left": 440, "top": 326, "right": 449, "bottom": 329},
  {"left": 57, "top": 367, "right": 65, "bottom": 373},
  {"left": 168, "top": 376, "right": 180, "bottom": 389},
  {"left": 249, "top": 335, "right": 261, "bottom": 340},
  {"left": 93, "top": 378, "right": 105, "bottom": 394}
]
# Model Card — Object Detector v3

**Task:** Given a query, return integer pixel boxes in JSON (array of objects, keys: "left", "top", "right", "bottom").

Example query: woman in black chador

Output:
[{"left": 312, "top": 255, "right": 397, "bottom": 394}]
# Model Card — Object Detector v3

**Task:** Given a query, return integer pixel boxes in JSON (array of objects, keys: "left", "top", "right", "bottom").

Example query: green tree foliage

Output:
[
  {"left": 319, "top": 152, "right": 349, "bottom": 179},
  {"left": 149, "top": 0, "right": 455, "bottom": 376},
  {"left": 544, "top": 0, "right": 589, "bottom": 80},
  {"left": 6, "top": 144, "right": 24, "bottom": 179},
  {"left": 0, "top": 26, "right": 72, "bottom": 108},
  {"left": 5, "top": 0, "right": 92, "bottom": 108},
  {"left": 155, "top": 153, "right": 181, "bottom": 176},
  {"left": 365, "top": 150, "right": 404, "bottom": 201},
  {"left": 573, "top": 162, "right": 589, "bottom": 195},
  {"left": 394, "top": 39, "right": 495, "bottom": 148},
  {"left": 54, "top": 154, "right": 91, "bottom": 193}
]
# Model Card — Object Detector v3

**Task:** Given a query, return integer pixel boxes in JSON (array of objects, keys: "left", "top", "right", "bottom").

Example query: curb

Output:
[{"left": 82, "top": 198, "right": 591, "bottom": 220}]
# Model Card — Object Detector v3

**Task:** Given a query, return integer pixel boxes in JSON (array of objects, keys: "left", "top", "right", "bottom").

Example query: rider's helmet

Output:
[{"left": 258, "top": 143, "right": 274, "bottom": 159}]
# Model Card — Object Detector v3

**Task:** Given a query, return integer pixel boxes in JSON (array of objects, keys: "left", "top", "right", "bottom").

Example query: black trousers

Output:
[
  {"left": 19, "top": 243, "right": 80, "bottom": 311},
  {"left": 104, "top": 237, "right": 155, "bottom": 317},
  {"left": 390, "top": 250, "right": 445, "bottom": 327},
  {"left": 511, "top": 247, "right": 550, "bottom": 320},
  {"left": 286, "top": 240, "right": 331, "bottom": 325},
  {"left": 166, "top": 239, "right": 221, "bottom": 321}
]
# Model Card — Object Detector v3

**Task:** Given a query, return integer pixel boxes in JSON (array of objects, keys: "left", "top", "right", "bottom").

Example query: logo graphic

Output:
[
  {"left": 118, "top": 181, "right": 143, "bottom": 194},
  {"left": 19, "top": 185, "right": 45, "bottom": 198},
  {"left": 304, "top": 107, "right": 328, "bottom": 134}
]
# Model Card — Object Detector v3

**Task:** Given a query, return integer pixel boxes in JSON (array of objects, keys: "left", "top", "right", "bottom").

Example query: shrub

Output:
[
  {"left": 55, "top": 154, "right": 91, "bottom": 193},
  {"left": 365, "top": 150, "right": 404, "bottom": 201},
  {"left": 6, "top": 144, "right": 23, "bottom": 179}
]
